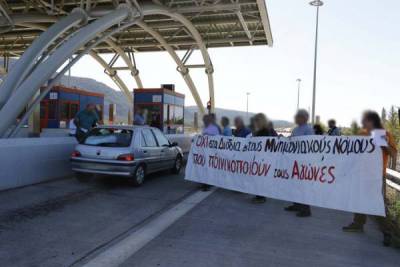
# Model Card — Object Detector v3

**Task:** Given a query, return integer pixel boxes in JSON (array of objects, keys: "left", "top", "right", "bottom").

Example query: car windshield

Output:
[{"left": 83, "top": 128, "right": 133, "bottom": 147}]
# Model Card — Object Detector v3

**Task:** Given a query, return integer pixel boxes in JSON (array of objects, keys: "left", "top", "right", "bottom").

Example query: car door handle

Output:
[{"left": 143, "top": 150, "right": 148, "bottom": 153}]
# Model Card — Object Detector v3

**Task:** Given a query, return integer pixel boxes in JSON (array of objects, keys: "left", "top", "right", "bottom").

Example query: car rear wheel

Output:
[
  {"left": 75, "top": 172, "right": 92, "bottom": 183},
  {"left": 171, "top": 155, "right": 183, "bottom": 174},
  {"left": 129, "top": 164, "right": 146, "bottom": 187}
]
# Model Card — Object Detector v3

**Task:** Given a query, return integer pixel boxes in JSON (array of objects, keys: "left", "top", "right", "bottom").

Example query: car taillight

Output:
[
  {"left": 117, "top": 154, "right": 134, "bottom": 161},
  {"left": 71, "top": 150, "right": 81, "bottom": 157}
]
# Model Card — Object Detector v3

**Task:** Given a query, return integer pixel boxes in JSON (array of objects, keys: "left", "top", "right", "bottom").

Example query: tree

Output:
[
  {"left": 385, "top": 106, "right": 400, "bottom": 150},
  {"left": 382, "top": 107, "right": 387, "bottom": 123},
  {"left": 350, "top": 121, "right": 360, "bottom": 135},
  {"left": 342, "top": 120, "right": 360, "bottom": 136}
]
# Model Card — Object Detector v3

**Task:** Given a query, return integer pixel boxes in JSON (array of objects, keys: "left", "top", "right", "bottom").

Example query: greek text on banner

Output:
[{"left": 185, "top": 135, "right": 386, "bottom": 216}]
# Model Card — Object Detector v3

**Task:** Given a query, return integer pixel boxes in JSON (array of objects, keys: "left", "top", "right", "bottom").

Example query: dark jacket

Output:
[
  {"left": 254, "top": 128, "right": 278, "bottom": 137},
  {"left": 234, "top": 127, "right": 252, "bottom": 138}
]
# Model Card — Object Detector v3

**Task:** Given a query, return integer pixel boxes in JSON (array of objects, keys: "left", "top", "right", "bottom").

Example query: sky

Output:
[{"left": 69, "top": 0, "right": 400, "bottom": 127}]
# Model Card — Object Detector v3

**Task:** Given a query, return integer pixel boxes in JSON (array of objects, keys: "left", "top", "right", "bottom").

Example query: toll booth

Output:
[
  {"left": 134, "top": 86, "right": 185, "bottom": 134},
  {"left": 40, "top": 85, "right": 104, "bottom": 129}
]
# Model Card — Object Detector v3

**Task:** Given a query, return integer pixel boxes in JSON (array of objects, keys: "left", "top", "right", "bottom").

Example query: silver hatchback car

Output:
[{"left": 70, "top": 125, "right": 183, "bottom": 186}]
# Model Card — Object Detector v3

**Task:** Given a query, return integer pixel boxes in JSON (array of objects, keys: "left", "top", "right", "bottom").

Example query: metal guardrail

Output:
[{"left": 386, "top": 168, "right": 400, "bottom": 191}]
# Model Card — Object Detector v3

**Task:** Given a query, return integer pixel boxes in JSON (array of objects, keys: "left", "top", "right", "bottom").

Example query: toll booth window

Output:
[
  {"left": 174, "top": 106, "right": 184, "bottom": 125},
  {"left": 48, "top": 100, "right": 57, "bottom": 120},
  {"left": 84, "top": 128, "right": 133, "bottom": 147},
  {"left": 141, "top": 106, "right": 161, "bottom": 129},
  {"left": 163, "top": 104, "right": 169, "bottom": 124},
  {"left": 60, "top": 102, "right": 70, "bottom": 120},
  {"left": 70, "top": 103, "right": 79, "bottom": 118},
  {"left": 168, "top": 105, "right": 175, "bottom": 124},
  {"left": 96, "top": 104, "right": 103, "bottom": 122},
  {"left": 173, "top": 106, "right": 184, "bottom": 134},
  {"left": 141, "top": 128, "right": 158, "bottom": 147}
]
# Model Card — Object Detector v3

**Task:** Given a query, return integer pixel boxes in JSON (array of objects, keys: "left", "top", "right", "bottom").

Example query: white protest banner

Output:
[{"left": 185, "top": 135, "right": 386, "bottom": 216}]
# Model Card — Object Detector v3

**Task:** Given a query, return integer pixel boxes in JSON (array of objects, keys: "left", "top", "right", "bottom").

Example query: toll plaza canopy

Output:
[
  {"left": 0, "top": 0, "right": 273, "bottom": 138},
  {"left": 0, "top": 0, "right": 273, "bottom": 55}
]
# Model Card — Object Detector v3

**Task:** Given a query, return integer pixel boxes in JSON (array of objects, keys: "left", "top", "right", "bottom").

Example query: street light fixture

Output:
[
  {"left": 296, "top": 78, "right": 301, "bottom": 111},
  {"left": 309, "top": 0, "right": 324, "bottom": 124}
]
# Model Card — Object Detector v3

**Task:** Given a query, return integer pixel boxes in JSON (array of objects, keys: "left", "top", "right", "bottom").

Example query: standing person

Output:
[
  {"left": 221, "top": 116, "right": 232, "bottom": 136},
  {"left": 233, "top": 116, "right": 252, "bottom": 138},
  {"left": 267, "top": 121, "right": 278, "bottom": 136},
  {"left": 327, "top": 119, "right": 341, "bottom": 136},
  {"left": 209, "top": 113, "right": 222, "bottom": 134},
  {"left": 251, "top": 113, "right": 278, "bottom": 204},
  {"left": 248, "top": 116, "right": 256, "bottom": 134},
  {"left": 342, "top": 110, "right": 397, "bottom": 247},
  {"left": 74, "top": 103, "right": 99, "bottom": 143},
  {"left": 284, "top": 109, "right": 315, "bottom": 217},
  {"left": 313, "top": 124, "right": 325, "bottom": 135},
  {"left": 202, "top": 114, "right": 220, "bottom": 136},
  {"left": 134, "top": 106, "right": 145, "bottom": 125},
  {"left": 200, "top": 114, "right": 219, "bottom": 191}
]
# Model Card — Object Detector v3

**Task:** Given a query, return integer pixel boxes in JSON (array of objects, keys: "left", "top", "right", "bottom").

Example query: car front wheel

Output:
[
  {"left": 171, "top": 156, "right": 183, "bottom": 174},
  {"left": 129, "top": 164, "right": 146, "bottom": 187}
]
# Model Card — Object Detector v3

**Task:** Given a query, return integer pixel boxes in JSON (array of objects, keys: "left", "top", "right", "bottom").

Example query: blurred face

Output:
[
  {"left": 328, "top": 121, "right": 335, "bottom": 128},
  {"left": 203, "top": 116, "right": 210, "bottom": 126},
  {"left": 221, "top": 119, "right": 228, "bottom": 127},
  {"left": 361, "top": 116, "right": 374, "bottom": 131},
  {"left": 234, "top": 118, "right": 243, "bottom": 129},
  {"left": 254, "top": 119, "right": 262, "bottom": 131},
  {"left": 295, "top": 115, "right": 307, "bottom": 125}
]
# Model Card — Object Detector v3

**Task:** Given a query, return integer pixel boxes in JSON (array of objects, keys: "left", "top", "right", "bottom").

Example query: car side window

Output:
[
  {"left": 152, "top": 129, "right": 170, "bottom": 147},
  {"left": 141, "top": 129, "right": 158, "bottom": 147}
]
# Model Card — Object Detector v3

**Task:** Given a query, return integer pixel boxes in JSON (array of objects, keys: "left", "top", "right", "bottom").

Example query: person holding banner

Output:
[
  {"left": 327, "top": 119, "right": 341, "bottom": 136},
  {"left": 284, "top": 109, "right": 315, "bottom": 217},
  {"left": 251, "top": 113, "right": 278, "bottom": 204},
  {"left": 200, "top": 114, "right": 219, "bottom": 191},
  {"left": 342, "top": 110, "right": 397, "bottom": 246},
  {"left": 221, "top": 116, "right": 233, "bottom": 136},
  {"left": 202, "top": 114, "right": 220, "bottom": 136},
  {"left": 233, "top": 117, "right": 252, "bottom": 138},
  {"left": 209, "top": 113, "right": 222, "bottom": 135}
]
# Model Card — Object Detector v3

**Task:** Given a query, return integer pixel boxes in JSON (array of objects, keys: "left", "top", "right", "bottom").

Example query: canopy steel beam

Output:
[
  {"left": 8, "top": 17, "right": 140, "bottom": 137},
  {"left": 0, "top": 2, "right": 221, "bottom": 137},
  {"left": 256, "top": 0, "right": 273, "bottom": 47},
  {"left": 137, "top": 21, "right": 206, "bottom": 115},
  {"left": 90, "top": 51, "right": 134, "bottom": 103},
  {"left": 141, "top": 4, "right": 215, "bottom": 112},
  {"left": 0, "top": 8, "right": 88, "bottom": 109},
  {"left": 104, "top": 38, "right": 143, "bottom": 88},
  {"left": 236, "top": 10, "right": 252, "bottom": 41}
]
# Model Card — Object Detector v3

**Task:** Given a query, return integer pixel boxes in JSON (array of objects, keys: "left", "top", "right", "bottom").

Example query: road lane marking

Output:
[{"left": 82, "top": 188, "right": 215, "bottom": 267}]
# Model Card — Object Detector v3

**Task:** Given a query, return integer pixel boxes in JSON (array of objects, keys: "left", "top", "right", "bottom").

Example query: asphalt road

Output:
[{"left": 0, "top": 171, "right": 399, "bottom": 267}]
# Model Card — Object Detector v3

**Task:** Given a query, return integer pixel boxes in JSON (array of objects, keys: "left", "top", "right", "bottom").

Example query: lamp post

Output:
[
  {"left": 309, "top": 0, "right": 323, "bottom": 124},
  {"left": 246, "top": 92, "right": 250, "bottom": 120},
  {"left": 296, "top": 78, "right": 301, "bottom": 111}
]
